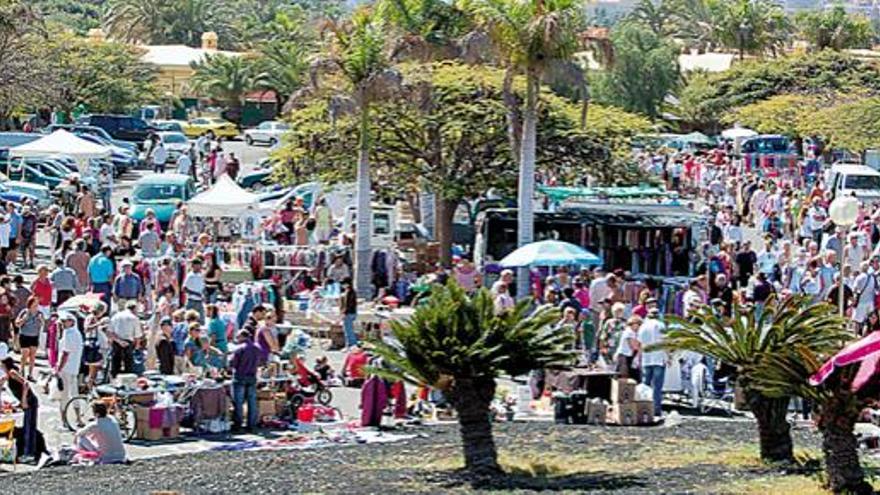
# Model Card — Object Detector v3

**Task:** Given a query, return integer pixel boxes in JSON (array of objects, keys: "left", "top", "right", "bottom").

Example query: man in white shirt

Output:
[
  {"left": 55, "top": 312, "right": 83, "bottom": 415},
  {"left": 109, "top": 301, "right": 143, "bottom": 377},
  {"left": 183, "top": 257, "right": 206, "bottom": 323},
  {"left": 151, "top": 142, "right": 168, "bottom": 173},
  {"left": 176, "top": 152, "right": 192, "bottom": 176},
  {"left": 638, "top": 303, "right": 667, "bottom": 417},
  {"left": 853, "top": 258, "right": 879, "bottom": 324},
  {"left": 75, "top": 401, "right": 127, "bottom": 464}
]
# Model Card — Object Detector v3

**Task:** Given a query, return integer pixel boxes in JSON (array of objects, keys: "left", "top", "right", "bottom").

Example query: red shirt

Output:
[
  {"left": 32, "top": 278, "right": 52, "bottom": 306},
  {"left": 343, "top": 350, "right": 368, "bottom": 379}
]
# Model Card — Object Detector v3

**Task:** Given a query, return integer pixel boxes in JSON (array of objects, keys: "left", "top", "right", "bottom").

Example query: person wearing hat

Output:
[
  {"left": 55, "top": 311, "right": 83, "bottom": 416},
  {"left": 182, "top": 257, "right": 206, "bottom": 324},
  {"left": 230, "top": 330, "right": 263, "bottom": 432},
  {"left": 108, "top": 301, "right": 143, "bottom": 377},
  {"left": 113, "top": 259, "right": 143, "bottom": 310},
  {"left": 88, "top": 245, "right": 115, "bottom": 307},
  {"left": 638, "top": 303, "right": 667, "bottom": 417},
  {"left": 155, "top": 316, "right": 176, "bottom": 375}
]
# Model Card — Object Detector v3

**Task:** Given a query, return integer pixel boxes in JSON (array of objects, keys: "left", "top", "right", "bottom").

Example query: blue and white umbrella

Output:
[{"left": 499, "top": 240, "right": 603, "bottom": 268}]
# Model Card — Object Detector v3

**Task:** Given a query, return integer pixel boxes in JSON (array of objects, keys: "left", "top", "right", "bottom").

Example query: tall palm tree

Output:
[
  {"left": 468, "top": 0, "right": 584, "bottom": 298},
  {"left": 659, "top": 296, "right": 849, "bottom": 463},
  {"left": 627, "top": 0, "right": 677, "bottom": 37},
  {"left": 370, "top": 283, "right": 574, "bottom": 474},
  {"left": 755, "top": 336, "right": 879, "bottom": 493},
  {"left": 104, "top": 0, "right": 236, "bottom": 48},
  {"left": 318, "top": 7, "right": 398, "bottom": 297},
  {"left": 189, "top": 54, "right": 264, "bottom": 121},
  {"left": 253, "top": 10, "right": 315, "bottom": 114}
]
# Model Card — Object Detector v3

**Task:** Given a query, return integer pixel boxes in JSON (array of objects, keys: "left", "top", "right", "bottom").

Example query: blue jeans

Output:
[
  {"left": 92, "top": 282, "right": 111, "bottom": 308},
  {"left": 343, "top": 314, "right": 358, "bottom": 348},
  {"left": 642, "top": 365, "right": 666, "bottom": 416},
  {"left": 232, "top": 376, "right": 258, "bottom": 428},
  {"left": 186, "top": 299, "right": 205, "bottom": 324}
]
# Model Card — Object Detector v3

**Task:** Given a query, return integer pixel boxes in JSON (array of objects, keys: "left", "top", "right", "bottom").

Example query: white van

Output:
[
  {"left": 344, "top": 203, "right": 397, "bottom": 248},
  {"left": 829, "top": 164, "right": 880, "bottom": 202}
]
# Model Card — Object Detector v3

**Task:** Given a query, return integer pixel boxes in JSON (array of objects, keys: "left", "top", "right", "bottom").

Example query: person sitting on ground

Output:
[{"left": 74, "top": 401, "right": 127, "bottom": 464}]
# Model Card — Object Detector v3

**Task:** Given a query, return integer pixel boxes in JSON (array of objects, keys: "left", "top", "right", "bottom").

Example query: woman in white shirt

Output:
[{"left": 614, "top": 315, "right": 642, "bottom": 380}]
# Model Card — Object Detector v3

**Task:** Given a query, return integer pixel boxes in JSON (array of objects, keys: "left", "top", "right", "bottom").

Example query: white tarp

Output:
[
  {"left": 10, "top": 129, "right": 111, "bottom": 159},
  {"left": 188, "top": 174, "right": 270, "bottom": 218}
]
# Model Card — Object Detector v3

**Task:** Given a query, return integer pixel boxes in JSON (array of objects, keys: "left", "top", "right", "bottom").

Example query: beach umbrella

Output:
[
  {"left": 809, "top": 331, "right": 880, "bottom": 391},
  {"left": 499, "top": 240, "right": 603, "bottom": 268}
]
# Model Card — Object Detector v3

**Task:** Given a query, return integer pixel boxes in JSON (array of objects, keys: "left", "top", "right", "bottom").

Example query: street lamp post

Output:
[{"left": 829, "top": 196, "right": 860, "bottom": 318}]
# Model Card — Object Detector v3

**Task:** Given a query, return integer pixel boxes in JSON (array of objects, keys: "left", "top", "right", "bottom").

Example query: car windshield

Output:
[
  {"left": 134, "top": 184, "right": 183, "bottom": 202},
  {"left": 163, "top": 134, "right": 188, "bottom": 144},
  {"left": 276, "top": 123, "right": 290, "bottom": 130},
  {"left": 844, "top": 175, "right": 880, "bottom": 190}
]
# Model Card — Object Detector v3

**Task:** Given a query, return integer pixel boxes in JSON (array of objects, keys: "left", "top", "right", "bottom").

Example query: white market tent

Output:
[
  {"left": 721, "top": 126, "right": 758, "bottom": 140},
  {"left": 187, "top": 174, "right": 270, "bottom": 218},
  {"left": 10, "top": 129, "right": 111, "bottom": 159}
]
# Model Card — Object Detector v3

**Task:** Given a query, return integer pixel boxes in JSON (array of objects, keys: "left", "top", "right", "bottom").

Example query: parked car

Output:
[
  {"left": 71, "top": 133, "right": 136, "bottom": 174},
  {"left": 182, "top": 117, "right": 238, "bottom": 139},
  {"left": 0, "top": 178, "right": 51, "bottom": 209},
  {"left": 75, "top": 114, "right": 154, "bottom": 145},
  {"left": 131, "top": 174, "right": 197, "bottom": 227},
  {"left": 157, "top": 131, "right": 191, "bottom": 160},
  {"left": 244, "top": 121, "right": 290, "bottom": 147},
  {"left": 238, "top": 158, "right": 275, "bottom": 190},
  {"left": 151, "top": 120, "right": 187, "bottom": 133}
]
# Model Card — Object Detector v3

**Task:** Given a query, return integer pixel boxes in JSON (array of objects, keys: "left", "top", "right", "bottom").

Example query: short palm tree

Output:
[
  {"left": 467, "top": 0, "right": 584, "bottom": 298},
  {"left": 370, "top": 283, "right": 574, "bottom": 475},
  {"left": 756, "top": 337, "right": 880, "bottom": 494},
  {"left": 189, "top": 54, "right": 264, "bottom": 121},
  {"left": 660, "top": 296, "right": 849, "bottom": 463}
]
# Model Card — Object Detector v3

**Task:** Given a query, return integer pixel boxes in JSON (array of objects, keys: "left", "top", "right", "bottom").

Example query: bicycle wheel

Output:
[
  {"left": 63, "top": 396, "right": 94, "bottom": 432},
  {"left": 316, "top": 389, "right": 333, "bottom": 406},
  {"left": 115, "top": 405, "right": 138, "bottom": 442}
]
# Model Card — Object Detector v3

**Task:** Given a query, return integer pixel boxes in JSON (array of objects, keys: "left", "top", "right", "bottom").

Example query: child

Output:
[{"left": 314, "top": 356, "right": 334, "bottom": 382}]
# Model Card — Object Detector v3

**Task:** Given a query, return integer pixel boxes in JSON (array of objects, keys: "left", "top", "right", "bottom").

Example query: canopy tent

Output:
[
  {"left": 721, "top": 126, "right": 758, "bottom": 140},
  {"left": 10, "top": 129, "right": 111, "bottom": 159},
  {"left": 675, "top": 131, "right": 715, "bottom": 147},
  {"left": 187, "top": 174, "right": 270, "bottom": 218},
  {"left": 538, "top": 185, "right": 676, "bottom": 203},
  {"left": 499, "top": 240, "right": 602, "bottom": 268}
]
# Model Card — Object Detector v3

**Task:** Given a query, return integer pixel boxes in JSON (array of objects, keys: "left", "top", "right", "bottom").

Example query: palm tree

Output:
[
  {"left": 468, "top": 0, "right": 584, "bottom": 298},
  {"left": 755, "top": 335, "right": 879, "bottom": 493},
  {"left": 659, "top": 296, "right": 849, "bottom": 463},
  {"left": 370, "top": 283, "right": 574, "bottom": 474},
  {"left": 317, "top": 7, "right": 398, "bottom": 298},
  {"left": 252, "top": 10, "right": 315, "bottom": 114},
  {"left": 708, "top": 0, "right": 790, "bottom": 59},
  {"left": 627, "top": 0, "right": 677, "bottom": 37},
  {"left": 104, "top": 0, "right": 236, "bottom": 48},
  {"left": 189, "top": 54, "right": 265, "bottom": 122}
]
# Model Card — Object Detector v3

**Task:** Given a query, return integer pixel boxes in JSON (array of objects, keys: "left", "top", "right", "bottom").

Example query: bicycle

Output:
[{"left": 62, "top": 384, "right": 139, "bottom": 442}]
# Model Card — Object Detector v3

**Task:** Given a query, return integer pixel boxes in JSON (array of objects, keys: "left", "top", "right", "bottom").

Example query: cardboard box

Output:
[
  {"left": 607, "top": 403, "right": 638, "bottom": 426},
  {"left": 258, "top": 399, "right": 276, "bottom": 421},
  {"left": 586, "top": 400, "right": 607, "bottom": 425},
  {"left": 162, "top": 424, "right": 180, "bottom": 439},
  {"left": 634, "top": 401, "right": 654, "bottom": 425},
  {"left": 257, "top": 389, "right": 274, "bottom": 400},
  {"left": 610, "top": 378, "right": 637, "bottom": 404}
]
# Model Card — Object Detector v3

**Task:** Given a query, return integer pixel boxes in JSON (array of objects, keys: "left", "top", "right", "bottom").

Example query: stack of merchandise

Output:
[
  {"left": 607, "top": 378, "right": 654, "bottom": 426},
  {"left": 134, "top": 404, "right": 185, "bottom": 441},
  {"left": 552, "top": 391, "right": 588, "bottom": 424}
]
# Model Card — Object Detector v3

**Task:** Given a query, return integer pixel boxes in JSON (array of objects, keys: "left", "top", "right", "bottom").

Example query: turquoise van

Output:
[{"left": 131, "top": 174, "right": 196, "bottom": 227}]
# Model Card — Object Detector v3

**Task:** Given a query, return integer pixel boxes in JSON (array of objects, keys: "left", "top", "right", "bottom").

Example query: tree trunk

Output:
[
  {"left": 749, "top": 394, "right": 794, "bottom": 463},
  {"left": 355, "top": 99, "right": 373, "bottom": 299},
  {"left": 821, "top": 410, "right": 871, "bottom": 494},
  {"left": 435, "top": 197, "right": 458, "bottom": 267},
  {"left": 515, "top": 69, "right": 539, "bottom": 299},
  {"left": 450, "top": 377, "right": 500, "bottom": 475}
]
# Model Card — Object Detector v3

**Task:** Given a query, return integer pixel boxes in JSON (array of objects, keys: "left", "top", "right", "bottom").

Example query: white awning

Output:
[
  {"left": 10, "top": 129, "right": 111, "bottom": 159},
  {"left": 187, "top": 174, "right": 271, "bottom": 217}
]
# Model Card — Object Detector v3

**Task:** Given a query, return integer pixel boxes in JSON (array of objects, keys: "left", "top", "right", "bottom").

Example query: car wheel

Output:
[
  {"left": 245, "top": 135, "right": 254, "bottom": 146},
  {"left": 269, "top": 138, "right": 278, "bottom": 147},
  {"left": 206, "top": 131, "right": 215, "bottom": 140}
]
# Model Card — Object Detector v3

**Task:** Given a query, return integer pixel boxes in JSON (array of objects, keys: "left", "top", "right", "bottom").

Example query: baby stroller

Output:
[{"left": 691, "top": 361, "right": 735, "bottom": 416}]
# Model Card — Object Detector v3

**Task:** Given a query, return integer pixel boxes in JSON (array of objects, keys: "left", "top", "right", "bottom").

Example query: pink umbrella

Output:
[{"left": 809, "top": 331, "right": 880, "bottom": 391}]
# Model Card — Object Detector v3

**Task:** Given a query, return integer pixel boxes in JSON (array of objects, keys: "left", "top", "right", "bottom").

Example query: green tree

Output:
[
  {"left": 658, "top": 296, "right": 849, "bottom": 463},
  {"left": 276, "top": 63, "right": 650, "bottom": 265},
  {"left": 795, "top": 6, "right": 874, "bottom": 51},
  {"left": 756, "top": 342, "right": 880, "bottom": 494},
  {"left": 48, "top": 32, "right": 158, "bottom": 113},
  {"left": 709, "top": 0, "right": 790, "bottom": 59},
  {"left": 34, "top": 0, "right": 103, "bottom": 33},
  {"left": 592, "top": 22, "right": 679, "bottom": 118},
  {"left": 378, "top": 0, "right": 475, "bottom": 62},
  {"left": 0, "top": 1, "right": 56, "bottom": 125},
  {"left": 668, "top": 0, "right": 715, "bottom": 51},
  {"left": 722, "top": 94, "right": 821, "bottom": 137},
  {"left": 468, "top": 0, "right": 584, "bottom": 298},
  {"left": 370, "top": 283, "right": 573, "bottom": 474},
  {"left": 103, "top": 0, "right": 237, "bottom": 49},
  {"left": 251, "top": 9, "right": 314, "bottom": 114},
  {"left": 189, "top": 54, "right": 263, "bottom": 122},
  {"left": 627, "top": 0, "right": 677, "bottom": 37},
  {"left": 797, "top": 96, "right": 880, "bottom": 153}
]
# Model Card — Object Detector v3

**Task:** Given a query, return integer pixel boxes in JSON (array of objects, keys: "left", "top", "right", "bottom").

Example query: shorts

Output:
[
  {"left": 19, "top": 334, "right": 38, "bottom": 348},
  {"left": 7, "top": 238, "right": 16, "bottom": 250}
]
